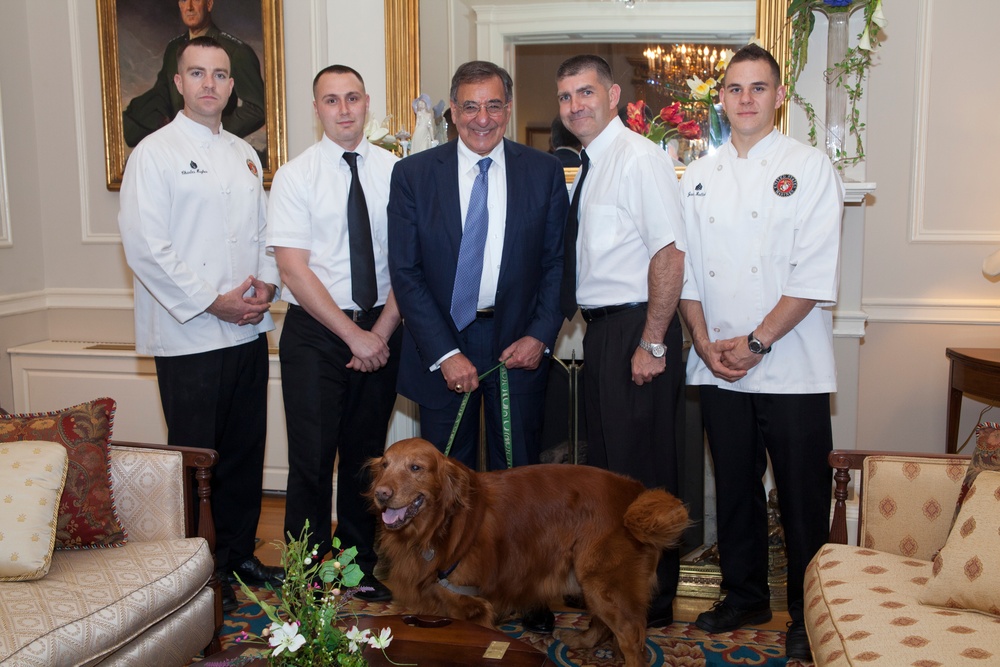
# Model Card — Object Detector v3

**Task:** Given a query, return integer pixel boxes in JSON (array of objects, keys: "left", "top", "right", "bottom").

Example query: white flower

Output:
[
  {"left": 686, "top": 76, "right": 715, "bottom": 99},
  {"left": 871, "top": 0, "right": 887, "bottom": 29},
  {"left": 368, "top": 627, "right": 394, "bottom": 649},
  {"left": 268, "top": 621, "right": 305, "bottom": 656},
  {"left": 303, "top": 556, "right": 312, "bottom": 565},
  {"left": 345, "top": 625, "right": 372, "bottom": 654},
  {"left": 858, "top": 28, "right": 872, "bottom": 51},
  {"left": 715, "top": 48, "right": 736, "bottom": 73}
]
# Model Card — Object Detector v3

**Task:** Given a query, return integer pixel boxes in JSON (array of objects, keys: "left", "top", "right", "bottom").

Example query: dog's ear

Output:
[{"left": 438, "top": 456, "right": 473, "bottom": 511}]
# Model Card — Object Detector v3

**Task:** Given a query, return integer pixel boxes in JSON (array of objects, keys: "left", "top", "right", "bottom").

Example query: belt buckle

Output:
[{"left": 352, "top": 310, "right": 363, "bottom": 323}]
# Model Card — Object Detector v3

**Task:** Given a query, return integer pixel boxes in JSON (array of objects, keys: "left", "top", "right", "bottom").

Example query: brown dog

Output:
[{"left": 367, "top": 438, "right": 688, "bottom": 667}]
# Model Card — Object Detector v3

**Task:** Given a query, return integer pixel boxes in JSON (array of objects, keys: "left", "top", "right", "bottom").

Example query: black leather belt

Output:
[
  {"left": 288, "top": 303, "right": 383, "bottom": 323},
  {"left": 475, "top": 308, "right": 495, "bottom": 319},
  {"left": 580, "top": 302, "right": 645, "bottom": 322},
  {"left": 344, "top": 305, "right": 384, "bottom": 322}
]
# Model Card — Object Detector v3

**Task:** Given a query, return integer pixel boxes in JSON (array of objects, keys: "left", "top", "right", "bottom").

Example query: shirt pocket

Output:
[{"left": 581, "top": 204, "right": 618, "bottom": 251}]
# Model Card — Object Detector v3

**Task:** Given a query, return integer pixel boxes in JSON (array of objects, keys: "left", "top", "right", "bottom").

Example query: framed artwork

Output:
[
  {"left": 96, "top": 0, "right": 286, "bottom": 190},
  {"left": 525, "top": 126, "right": 552, "bottom": 153}
]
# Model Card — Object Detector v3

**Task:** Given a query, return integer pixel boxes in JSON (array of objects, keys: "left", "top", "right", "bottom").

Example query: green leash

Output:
[{"left": 443, "top": 361, "right": 513, "bottom": 469}]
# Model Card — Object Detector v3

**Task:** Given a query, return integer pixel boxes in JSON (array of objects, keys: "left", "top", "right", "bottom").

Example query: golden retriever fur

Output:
[{"left": 367, "top": 438, "right": 689, "bottom": 667}]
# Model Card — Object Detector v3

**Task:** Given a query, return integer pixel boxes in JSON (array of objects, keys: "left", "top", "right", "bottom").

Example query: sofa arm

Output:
[{"left": 828, "top": 449, "right": 969, "bottom": 559}]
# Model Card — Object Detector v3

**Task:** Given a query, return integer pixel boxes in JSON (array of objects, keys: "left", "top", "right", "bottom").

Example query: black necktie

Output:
[
  {"left": 560, "top": 149, "right": 589, "bottom": 320},
  {"left": 342, "top": 151, "right": 377, "bottom": 311}
]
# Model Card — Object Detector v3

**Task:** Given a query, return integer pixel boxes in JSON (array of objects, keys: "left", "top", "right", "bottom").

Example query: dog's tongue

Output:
[{"left": 382, "top": 506, "right": 407, "bottom": 525}]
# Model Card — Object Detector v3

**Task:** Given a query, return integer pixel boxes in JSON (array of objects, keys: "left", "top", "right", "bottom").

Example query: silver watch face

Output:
[{"left": 641, "top": 340, "right": 666, "bottom": 358}]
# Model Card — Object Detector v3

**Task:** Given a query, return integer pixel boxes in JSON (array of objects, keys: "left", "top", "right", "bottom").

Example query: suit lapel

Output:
[
  {"left": 435, "top": 143, "right": 463, "bottom": 259},
  {"left": 497, "top": 138, "right": 524, "bottom": 291}
]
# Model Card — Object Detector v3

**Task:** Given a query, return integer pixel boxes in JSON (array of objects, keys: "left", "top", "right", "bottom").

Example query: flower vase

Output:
[
  {"left": 707, "top": 103, "right": 728, "bottom": 149},
  {"left": 824, "top": 10, "right": 850, "bottom": 163}
]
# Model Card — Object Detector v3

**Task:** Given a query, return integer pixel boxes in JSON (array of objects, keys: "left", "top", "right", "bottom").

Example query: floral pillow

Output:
[
  {"left": 920, "top": 469, "right": 1000, "bottom": 616},
  {"left": 0, "top": 398, "right": 127, "bottom": 549},
  {"left": 951, "top": 422, "right": 1000, "bottom": 526}
]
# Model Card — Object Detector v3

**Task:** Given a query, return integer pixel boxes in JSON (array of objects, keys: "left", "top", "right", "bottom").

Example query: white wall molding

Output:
[
  {"left": 907, "top": 0, "right": 1000, "bottom": 244},
  {"left": 68, "top": 0, "right": 118, "bottom": 245},
  {"left": 0, "top": 288, "right": 134, "bottom": 317},
  {"left": 0, "top": 78, "right": 11, "bottom": 248},
  {"left": 833, "top": 310, "right": 868, "bottom": 338},
  {"left": 865, "top": 298, "right": 1000, "bottom": 324}
]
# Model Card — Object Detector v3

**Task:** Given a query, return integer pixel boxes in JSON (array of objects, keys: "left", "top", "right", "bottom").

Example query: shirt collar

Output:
[
  {"left": 175, "top": 110, "right": 224, "bottom": 141},
  {"left": 724, "top": 128, "right": 781, "bottom": 159},
  {"left": 457, "top": 138, "right": 505, "bottom": 175},
  {"left": 582, "top": 115, "right": 626, "bottom": 165},
  {"left": 320, "top": 133, "right": 371, "bottom": 167}
]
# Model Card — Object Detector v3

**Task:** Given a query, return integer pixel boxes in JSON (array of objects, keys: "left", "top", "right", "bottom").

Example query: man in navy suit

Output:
[{"left": 388, "top": 61, "right": 568, "bottom": 474}]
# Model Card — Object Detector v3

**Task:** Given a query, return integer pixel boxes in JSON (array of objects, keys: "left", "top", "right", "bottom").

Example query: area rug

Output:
[{"left": 212, "top": 586, "right": 806, "bottom": 666}]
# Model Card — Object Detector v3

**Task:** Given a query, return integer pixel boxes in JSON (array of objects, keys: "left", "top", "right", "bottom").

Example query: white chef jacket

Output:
[
  {"left": 118, "top": 112, "right": 277, "bottom": 357},
  {"left": 266, "top": 135, "right": 398, "bottom": 309},
  {"left": 680, "top": 129, "right": 843, "bottom": 394},
  {"left": 572, "top": 116, "right": 685, "bottom": 308}
]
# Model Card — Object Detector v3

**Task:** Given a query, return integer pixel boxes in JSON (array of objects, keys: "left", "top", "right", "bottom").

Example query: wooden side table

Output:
[
  {"left": 198, "top": 615, "right": 556, "bottom": 666},
  {"left": 945, "top": 348, "right": 1000, "bottom": 453}
]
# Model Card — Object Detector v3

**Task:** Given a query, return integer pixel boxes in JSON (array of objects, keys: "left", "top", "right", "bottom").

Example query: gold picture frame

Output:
[
  {"left": 96, "top": 0, "right": 287, "bottom": 190},
  {"left": 384, "top": 0, "right": 790, "bottom": 181}
]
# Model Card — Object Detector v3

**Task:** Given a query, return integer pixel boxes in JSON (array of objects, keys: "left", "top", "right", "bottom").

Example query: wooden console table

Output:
[{"left": 945, "top": 348, "right": 1000, "bottom": 453}]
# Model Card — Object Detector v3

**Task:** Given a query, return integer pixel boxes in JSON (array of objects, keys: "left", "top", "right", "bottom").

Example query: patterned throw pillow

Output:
[
  {"left": 0, "top": 441, "right": 69, "bottom": 580},
  {"left": 919, "top": 469, "right": 1000, "bottom": 616},
  {"left": 0, "top": 398, "right": 127, "bottom": 549},
  {"left": 951, "top": 422, "right": 1000, "bottom": 526}
]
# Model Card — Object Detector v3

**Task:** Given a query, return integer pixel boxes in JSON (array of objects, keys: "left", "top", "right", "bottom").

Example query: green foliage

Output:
[
  {"left": 784, "top": 0, "right": 886, "bottom": 169},
  {"left": 233, "top": 521, "right": 379, "bottom": 666}
]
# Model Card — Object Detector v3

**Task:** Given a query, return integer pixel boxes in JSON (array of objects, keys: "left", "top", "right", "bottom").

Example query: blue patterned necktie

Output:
[{"left": 450, "top": 157, "right": 493, "bottom": 330}]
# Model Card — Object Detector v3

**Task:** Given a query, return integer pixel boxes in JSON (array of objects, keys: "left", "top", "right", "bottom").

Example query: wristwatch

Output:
[
  {"left": 639, "top": 338, "right": 666, "bottom": 358},
  {"left": 747, "top": 332, "right": 772, "bottom": 355}
]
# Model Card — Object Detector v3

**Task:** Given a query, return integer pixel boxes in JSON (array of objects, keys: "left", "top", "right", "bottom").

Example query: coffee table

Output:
[{"left": 200, "top": 614, "right": 556, "bottom": 666}]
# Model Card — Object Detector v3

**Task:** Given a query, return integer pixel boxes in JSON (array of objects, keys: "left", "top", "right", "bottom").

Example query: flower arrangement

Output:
[
  {"left": 684, "top": 48, "right": 735, "bottom": 148},
  {"left": 785, "top": 0, "right": 887, "bottom": 166},
  {"left": 364, "top": 115, "right": 408, "bottom": 156},
  {"left": 234, "top": 521, "right": 397, "bottom": 666},
  {"left": 625, "top": 100, "right": 702, "bottom": 145}
]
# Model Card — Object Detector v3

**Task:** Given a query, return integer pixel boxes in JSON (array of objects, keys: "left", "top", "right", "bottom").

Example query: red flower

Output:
[
  {"left": 626, "top": 101, "right": 649, "bottom": 134},
  {"left": 677, "top": 120, "right": 702, "bottom": 140},
  {"left": 660, "top": 102, "right": 684, "bottom": 126}
]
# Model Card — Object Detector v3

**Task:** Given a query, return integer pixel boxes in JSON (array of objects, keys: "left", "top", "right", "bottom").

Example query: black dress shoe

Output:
[
  {"left": 217, "top": 575, "right": 238, "bottom": 613},
  {"left": 228, "top": 555, "right": 285, "bottom": 587},
  {"left": 695, "top": 599, "right": 772, "bottom": 633},
  {"left": 522, "top": 607, "right": 555, "bottom": 633},
  {"left": 355, "top": 575, "right": 393, "bottom": 602},
  {"left": 785, "top": 620, "right": 812, "bottom": 661},
  {"left": 646, "top": 596, "right": 674, "bottom": 628}
]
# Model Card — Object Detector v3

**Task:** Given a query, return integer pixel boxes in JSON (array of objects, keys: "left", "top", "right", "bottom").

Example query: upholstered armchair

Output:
[{"left": 804, "top": 449, "right": 1000, "bottom": 666}]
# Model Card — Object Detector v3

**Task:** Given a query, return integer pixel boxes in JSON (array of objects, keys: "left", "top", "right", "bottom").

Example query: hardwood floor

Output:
[{"left": 251, "top": 492, "right": 792, "bottom": 631}]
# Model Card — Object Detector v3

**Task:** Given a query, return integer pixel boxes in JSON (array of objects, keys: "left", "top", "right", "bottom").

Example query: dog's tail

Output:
[{"left": 624, "top": 489, "right": 690, "bottom": 550}]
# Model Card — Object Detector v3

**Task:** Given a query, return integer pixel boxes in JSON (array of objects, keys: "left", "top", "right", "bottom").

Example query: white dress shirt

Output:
[
  {"left": 118, "top": 112, "right": 277, "bottom": 357},
  {"left": 456, "top": 138, "right": 508, "bottom": 310},
  {"left": 681, "top": 129, "right": 844, "bottom": 393},
  {"left": 572, "top": 116, "right": 685, "bottom": 308},
  {"left": 266, "top": 135, "right": 398, "bottom": 309}
]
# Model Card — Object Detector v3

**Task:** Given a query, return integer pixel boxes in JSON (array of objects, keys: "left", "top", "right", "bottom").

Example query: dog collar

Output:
[{"left": 437, "top": 576, "right": 479, "bottom": 597}]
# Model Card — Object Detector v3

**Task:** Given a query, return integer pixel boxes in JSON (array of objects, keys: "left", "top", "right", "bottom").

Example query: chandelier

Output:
[
  {"left": 643, "top": 43, "right": 721, "bottom": 97},
  {"left": 612, "top": 0, "right": 645, "bottom": 8}
]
